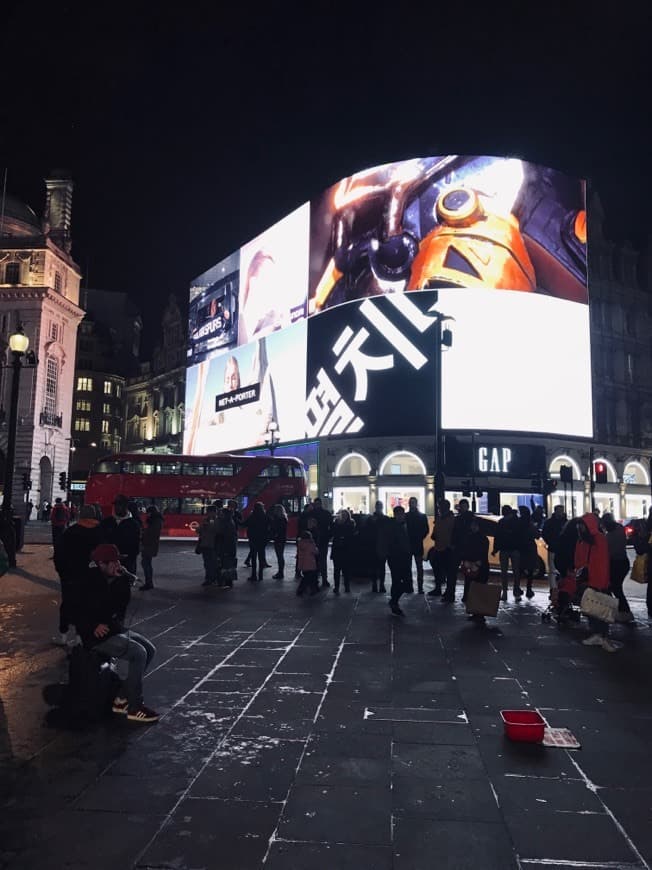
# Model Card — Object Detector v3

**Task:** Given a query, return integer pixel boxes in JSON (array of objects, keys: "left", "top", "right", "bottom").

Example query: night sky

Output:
[{"left": 2, "top": 2, "right": 650, "bottom": 353}]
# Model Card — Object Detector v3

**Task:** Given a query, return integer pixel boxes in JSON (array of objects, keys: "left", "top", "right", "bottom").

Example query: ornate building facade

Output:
[
  {"left": 123, "top": 295, "right": 186, "bottom": 454},
  {"left": 0, "top": 173, "right": 84, "bottom": 512}
]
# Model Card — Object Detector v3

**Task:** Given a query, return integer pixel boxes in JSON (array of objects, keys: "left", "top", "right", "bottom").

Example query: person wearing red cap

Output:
[{"left": 75, "top": 542, "right": 159, "bottom": 723}]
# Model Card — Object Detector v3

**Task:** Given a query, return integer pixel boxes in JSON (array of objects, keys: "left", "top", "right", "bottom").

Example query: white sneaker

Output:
[
  {"left": 582, "top": 634, "right": 604, "bottom": 647},
  {"left": 601, "top": 638, "right": 622, "bottom": 653}
]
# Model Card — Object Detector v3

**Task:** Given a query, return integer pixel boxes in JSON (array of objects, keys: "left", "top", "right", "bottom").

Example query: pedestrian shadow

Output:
[{"left": 7, "top": 567, "right": 59, "bottom": 593}]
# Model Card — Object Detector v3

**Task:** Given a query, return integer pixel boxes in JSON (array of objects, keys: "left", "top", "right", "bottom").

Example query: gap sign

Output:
[{"left": 445, "top": 437, "right": 546, "bottom": 478}]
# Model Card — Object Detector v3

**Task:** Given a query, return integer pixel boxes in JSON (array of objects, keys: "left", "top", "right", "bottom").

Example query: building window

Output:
[
  {"left": 74, "top": 418, "right": 90, "bottom": 432},
  {"left": 75, "top": 399, "right": 91, "bottom": 412},
  {"left": 54, "top": 271, "right": 62, "bottom": 293},
  {"left": 101, "top": 439, "right": 111, "bottom": 450},
  {"left": 101, "top": 420, "right": 110, "bottom": 434},
  {"left": 44, "top": 357, "right": 59, "bottom": 417},
  {"left": 77, "top": 377, "right": 93, "bottom": 391},
  {"left": 49, "top": 321, "right": 60, "bottom": 342},
  {"left": 5, "top": 262, "right": 20, "bottom": 284},
  {"left": 103, "top": 402, "right": 111, "bottom": 415},
  {"left": 115, "top": 383, "right": 122, "bottom": 398},
  {"left": 103, "top": 380, "right": 112, "bottom": 395}
]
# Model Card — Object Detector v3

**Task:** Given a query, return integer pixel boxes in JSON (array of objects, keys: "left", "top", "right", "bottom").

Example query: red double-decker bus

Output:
[{"left": 84, "top": 453, "right": 307, "bottom": 538}]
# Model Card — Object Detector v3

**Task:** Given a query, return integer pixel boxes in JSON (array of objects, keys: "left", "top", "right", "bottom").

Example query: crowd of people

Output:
[{"left": 39, "top": 491, "right": 651, "bottom": 729}]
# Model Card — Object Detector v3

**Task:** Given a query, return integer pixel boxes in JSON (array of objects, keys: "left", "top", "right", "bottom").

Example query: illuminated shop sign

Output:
[{"left": 445, "top": 437, "right": 546, "bottom": 477}]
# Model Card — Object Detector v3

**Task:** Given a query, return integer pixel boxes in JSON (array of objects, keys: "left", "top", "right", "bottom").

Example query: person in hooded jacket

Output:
[{"left": 575, "top": 512, "right": 620, "bottom": 652}]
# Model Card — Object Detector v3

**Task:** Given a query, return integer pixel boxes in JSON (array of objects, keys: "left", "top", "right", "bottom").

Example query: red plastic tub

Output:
[{"left": 500, "top": 709, "right": 545, "bottom": 743}]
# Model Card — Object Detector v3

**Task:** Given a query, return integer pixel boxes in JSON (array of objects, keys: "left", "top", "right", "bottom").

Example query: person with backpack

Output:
[{"left": 75, "top": 543, "right": 159, "bottom": 723}]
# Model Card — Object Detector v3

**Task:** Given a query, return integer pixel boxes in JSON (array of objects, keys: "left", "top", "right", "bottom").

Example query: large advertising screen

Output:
[{"left": 186, "top": 155, "right": 591, "bottom": 452}]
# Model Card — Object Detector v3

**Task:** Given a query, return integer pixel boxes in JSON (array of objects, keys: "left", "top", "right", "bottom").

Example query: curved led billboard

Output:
[{"left": 185, "top": 154, "right": 591, "bottom": 452}]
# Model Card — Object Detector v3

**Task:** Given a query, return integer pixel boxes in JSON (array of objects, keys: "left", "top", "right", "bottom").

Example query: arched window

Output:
[
  {"left": 548, "top": 455, "right": 581, "bottom": 480},
  {"left": 623, "top": 461, "right": 650, "bottom": 486},
  {"left": 334, "top": 453, "right": 371, "bottom": 476},
  {"left": 379, "top": 451, "right": 426, "bottom": 475}
]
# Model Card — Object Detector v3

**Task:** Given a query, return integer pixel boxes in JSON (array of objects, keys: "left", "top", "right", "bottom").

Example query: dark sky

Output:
[{"left": 2, "top": 2, "right": 650, "bottom": 354}]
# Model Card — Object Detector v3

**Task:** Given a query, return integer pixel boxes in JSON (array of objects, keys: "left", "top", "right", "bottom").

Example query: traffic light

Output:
[
  {"left": 59, "top": 471, "right": 67, "bottom": 491},
  {"left": 559, "top": 464, "right": 573, "bottom": 483},
  {"left": 594, "top": 462, "right": 608, "bottom": 485}
]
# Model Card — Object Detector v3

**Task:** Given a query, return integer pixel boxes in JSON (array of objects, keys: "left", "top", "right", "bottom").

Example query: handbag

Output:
[
  {"left": 465, "top": 581, "right": 502, "bottom": 617},
  {"left": 631, "top": 553, "right": 648, "bottom": 584},
  {"left": 580, "top": 587, "right": 618, "bottom": 623}
]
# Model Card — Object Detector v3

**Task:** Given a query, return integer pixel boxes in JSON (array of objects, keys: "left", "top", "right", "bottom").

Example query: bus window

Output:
[
  {"left": 182, "top": 462, "right": 205, "bottom": 476},
  {"left": 257, "top": 464, "right": 281, "bottom": 478},
  {"left": 280, "top": 497, "right": 302, "bottom": 515},
  {"left": 180, "top": 497, "right": 209, "bottom": 514},
  {"left": 147, "top": 497, "right": 181, "bottom": 515},
  {"left": 94, "top": 459, "right": 121, "bottom": 473},
  {"left": 154, "top": 461, "right": 181, "bottom": 475},
  {"left": 205, "top": 463, "right": 236, "bottom": 476},
  {"left": 123, "top": 460, "right": 155, "bottom": 474}
]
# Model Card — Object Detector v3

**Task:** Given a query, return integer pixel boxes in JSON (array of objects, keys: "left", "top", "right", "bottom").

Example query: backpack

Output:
[{"left": 44, "top": 646, "right": 120, "bottom": 729}]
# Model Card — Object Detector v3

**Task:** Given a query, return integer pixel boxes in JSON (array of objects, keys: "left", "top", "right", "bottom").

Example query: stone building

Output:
[
  {"left": 123, "top": 295, "right": 186, "bottom": 454},
  {"left": 68, "top": 289, "right": 142, "bottom": 493},
  {"left": 0, "top": 173, "right": 84, "bottom": 513}
]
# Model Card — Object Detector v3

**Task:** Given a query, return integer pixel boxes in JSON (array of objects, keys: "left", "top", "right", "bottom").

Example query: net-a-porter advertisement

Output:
[{"left": 185, "top": 154, "right": 591, "bottom": 454}]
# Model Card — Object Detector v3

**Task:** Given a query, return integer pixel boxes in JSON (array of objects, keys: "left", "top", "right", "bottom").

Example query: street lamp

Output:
[
  {"left": 433, "top": 313, "right": 454, "bottom": 508},
  {"left": 265, "top": 420, "right": 280, "bottom": 456},
  {"left": 2, "top": 326, "right": 37, "bottom": 512}
]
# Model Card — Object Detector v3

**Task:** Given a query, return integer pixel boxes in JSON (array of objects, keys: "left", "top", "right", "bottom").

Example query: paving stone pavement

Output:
[{"left": 1, "top": 540, "right": 651, "bottom": 869}]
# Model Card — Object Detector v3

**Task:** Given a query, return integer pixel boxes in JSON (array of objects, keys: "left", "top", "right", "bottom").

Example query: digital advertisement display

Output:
[
  {"left": 186, "top": 155, "right": 591, "bottom": 451},
  {"left": 184, "top": 321, "right": 307, "bottom": 454}
]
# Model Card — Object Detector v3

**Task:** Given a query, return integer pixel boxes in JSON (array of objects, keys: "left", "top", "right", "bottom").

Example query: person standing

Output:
[
  {"left": 218, "top": 504, "right": 238, "bottom": 588},
  {"left": 542, "top": 505, "right": 566, "bottom": 591},
  {"left": 461, "top": 518, "right": 491, "bottom": 624},
  {"left": 51, "top": 504, "right": 103, "bottom": 646},
  {"left": 244, "top": 502, "right": 269, "bottom": 582},
  {"left": 387, "top": 506, "right": 412, "bottom": 616},
  {"left": 312, "top": 498, "right": 333, "bottom": 588},
  {"left": 25, "top": 500, "right": 34, "bottom": 523},
  {"left": 197, "top": 505, "right": 221, "bottom": 586},
  {"left": 576, "top": 513, "right": 619, "bottom": 652},
  {"left": 140, "top": 506, "right": 163, "bottom": 591},
  {"left": 330, "top": 509, "right": 355, "bottom": 595},
  {"left": 492, "top": 506, "right": 523, "bottom": 601},
  {"left": 368, "top": 501, "right": 392, "bottom": 593},
  {"left": 296, "top": 530, "right": 320, "bottom": 596},
  {"left": 452, "top": 499, "right": 475, "bottom": 603},
  {"left": 406, "top": 496, "right": 430, "bottom": 594},
  {"left": 269, "top": 504, "right": 288, "bottom": 580},
  {"left": 427, "top": 499, "right": 456, "bottom": 599},
  {"left": 602, "top": 513, "right": 633, "bottom": 622},
  {"left": 50, "top": 497, "right": 70, "bottom": 549},
  {"left": 517, "top": 505, "right": 539, "bottom": 598},
  {"left": 99, "top": 495, "right": 141, "bottom": 575}
]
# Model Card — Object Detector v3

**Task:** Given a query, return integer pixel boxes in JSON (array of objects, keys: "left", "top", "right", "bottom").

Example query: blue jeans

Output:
[{"left": 93, "top": 630, "right": 156, "bottom": 710}]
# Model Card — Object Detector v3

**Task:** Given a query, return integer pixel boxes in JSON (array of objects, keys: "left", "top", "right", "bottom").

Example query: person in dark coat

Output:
[
  {"left": 140, "top": 506, "right": 163, "bottom": 590},
  {"left": 406, "top": 497, "right": 429, "bottom": 594},
  {"left": 330, "top": 509, "right": 356, "bottom": 594},
  {"left": 602, "top": 512, "right": 632, "bottom": 622},
  {"left": 542, "top": 505, "right": 567, "bottom": 590},
  {"left": 218, "top": 506, "right": 238, "bottom": 587},
  {"left": 244, "top": 502, "right": 269, "bottom": 582},
  {"left": 460, "top": 518, "right": 490, "bottom": 624},
  {"left": 387, "top": 506, "right": 412, "bottom": 616},
  {"left": 311, "top": 498, "right": 333, "bottom": 588},
  {"left": 367, "top": 501, "right": 392, "bottom": 593},
  {"left": 269, "top": 504, "right": 288, "bottom": 579},
  {"left": 99, "top": 494, "right": 141, "bottom": 575},
  {"left": 76, "top": 542, "right": 158, "bottom": 724},
  {"left": 52, "top": 504, "right": 103, "bottom": 646},
  {"left": 451, "top": 499, "right": 475, "bottom": 603},
  {"left": 517, "top": 505, "right": 539, "bottom": 598},
  {"left": 492, "top": 505, "right": 523, "bottom": 601}
]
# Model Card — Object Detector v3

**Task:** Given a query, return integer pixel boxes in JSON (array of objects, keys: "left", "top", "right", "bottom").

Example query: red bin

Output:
[{"left": 500, "top": 709, "right": 545, "bottom": 743}]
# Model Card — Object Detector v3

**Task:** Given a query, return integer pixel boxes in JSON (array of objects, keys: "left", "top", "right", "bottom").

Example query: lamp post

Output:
[
  {"left": 2, "top": 326, "right": 33, "bottom": 513},
  {"left": 265, "top": 420, "right": 280, "bottom": 457},
  {"left": 433, "top": 313, "right": 454, "bottom": 508}
]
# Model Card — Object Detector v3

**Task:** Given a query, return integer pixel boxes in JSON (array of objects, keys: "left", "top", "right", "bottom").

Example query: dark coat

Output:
[
  {"left": 76, "top": 566, "right": 132, "bottom": 648},
  {"left": 269, "top": 513, "right": 288, "bottom": 544},
  {"left": 387, "top": 519, "right": 411, "bottom": 560},
  {"left": 406, "top": 508, "right": 429, "bottom": 554},
  {"left": 99, "top": 514, "right": 141, "bottom": 560},
  {"left": 141, "top": 514, "right": 163, "bottom": 558},
  {"left": 219, "top": 513, "right": 238, "bottom": 559},
  {"left": 54, "top": 520, "right": 103, "bottom": 583},
  {"left": 330, "top": 520, "right": 356, "bottom": 567},
  {"left": 245, "top": 508, "right": 269, "bottom": 544}
]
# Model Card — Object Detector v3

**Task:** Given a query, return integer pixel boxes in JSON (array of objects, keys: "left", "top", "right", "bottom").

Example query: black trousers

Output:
[
  {"left": 388, "top": 555, "right": 411, "bottom": 604},
  {"left": 410, "top": 551, "right": 424, "bottom": 589},
  {"left": 274, "top": 541, "right": 285, "bottom": 574},
  {"left": 249, "top": 542, "right": 267, "bottom": 579},
  {"left": 609, "top": 557, "right": 631, "bottom": 613}
]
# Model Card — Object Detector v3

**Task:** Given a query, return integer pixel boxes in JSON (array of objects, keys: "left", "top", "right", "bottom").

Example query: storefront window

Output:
[
  {"left": 334, "top": 453, "right": 371, "bottom": 476},
  {"left": 333, "top": 486, "right": 369, "bottom": 515},
  {"left": 379, "top": 451, "right": 426, "bottom": 475}
]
